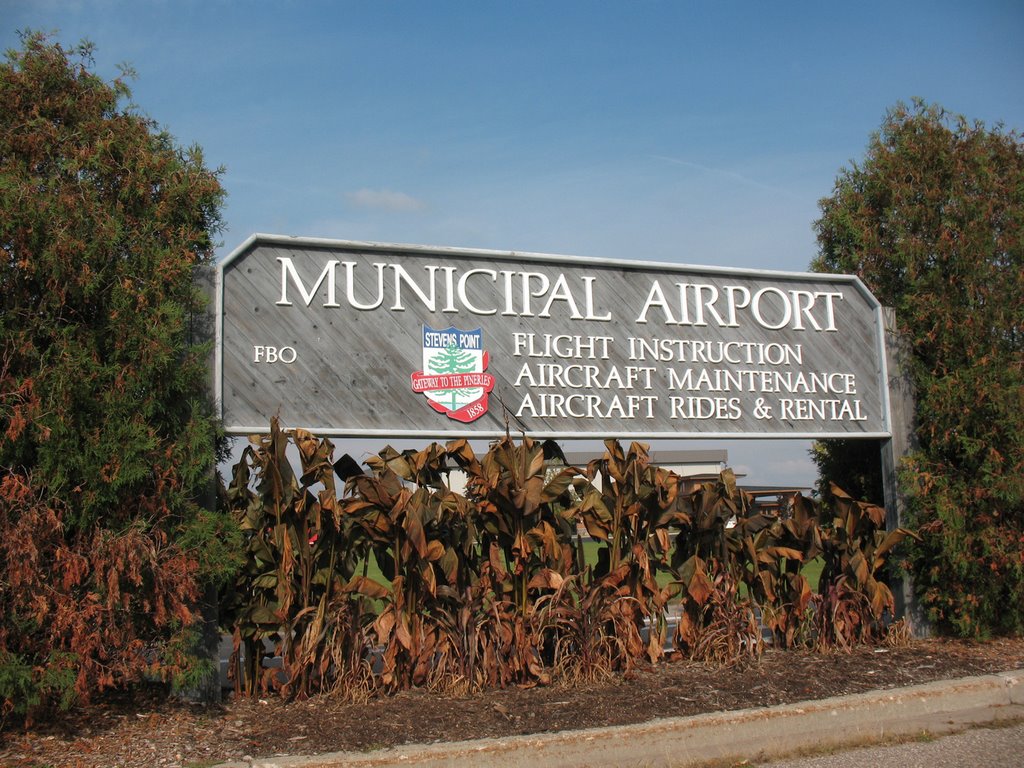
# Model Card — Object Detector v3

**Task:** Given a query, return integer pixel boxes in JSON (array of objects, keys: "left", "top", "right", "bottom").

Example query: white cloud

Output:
[{"left": 345, "top": 188, "right": 426, "bottom": 212}]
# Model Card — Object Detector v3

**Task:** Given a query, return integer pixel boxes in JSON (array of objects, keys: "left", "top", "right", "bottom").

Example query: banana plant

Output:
[
  {"left": 449, "top": 435, "right": 579, "bottom": 618},
  {"left": 222, "top": 423, "right": 923, "bottom": 695},
  {"left": 576, "top": 440, "right": 691, "bottom": 663},
  {"left": 345, "top": 442, "right": 475, "bottom": 689},
  {"left": 815, "top": 484, "right": 920, "bottom": 648},
  {"left": 669, "top": 470, "right": 761, "bottom": 657},
  {"left": 668, "top": 557, "right": 761, "bottom": 664},
  {"left": 671, "top": 468, "right": 752, "bottom": 569},
  {"left": 734, "top": 492, "right": 822, "bottom": 648},
  {"left": 222, "top": 419, "right": 353, "bottom": 696}
]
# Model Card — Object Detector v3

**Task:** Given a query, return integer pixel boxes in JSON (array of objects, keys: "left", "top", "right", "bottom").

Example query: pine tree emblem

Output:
[{"left": 429, "top": 341, "right": 477, "bottom": 410}]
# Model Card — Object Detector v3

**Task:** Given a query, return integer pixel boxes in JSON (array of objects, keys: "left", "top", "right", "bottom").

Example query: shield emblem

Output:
[{"left": 410, "top": 326, "right": 494, "bottom": 423}]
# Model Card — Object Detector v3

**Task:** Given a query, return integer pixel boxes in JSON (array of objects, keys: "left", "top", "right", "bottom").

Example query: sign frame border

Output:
[{"left": 214, "top": 233, "right": 893, "bottom": 441}]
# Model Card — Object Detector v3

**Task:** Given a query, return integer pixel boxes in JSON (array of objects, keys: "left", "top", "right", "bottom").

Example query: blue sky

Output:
[{"left": 4, "top": 1, "right": 1022, "bottom": 485}]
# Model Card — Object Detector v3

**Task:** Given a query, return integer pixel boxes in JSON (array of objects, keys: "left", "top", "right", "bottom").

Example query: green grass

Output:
[
  {"left": 802, "top": 557, "right": 824, "bottom": 591},
  {"left": 356, "top": 554, "right": 390, "bottom": 588}
]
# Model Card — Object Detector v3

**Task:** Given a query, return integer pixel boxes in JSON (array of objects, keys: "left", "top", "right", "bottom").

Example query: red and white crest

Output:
[{"left": 410, "top": 326, "right": 495, "bottom": 423}]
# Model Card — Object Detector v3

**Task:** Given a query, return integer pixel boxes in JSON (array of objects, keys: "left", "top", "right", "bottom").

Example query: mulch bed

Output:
[{"left": 2, "top": 637, "right": 1023, "bottom": 767}]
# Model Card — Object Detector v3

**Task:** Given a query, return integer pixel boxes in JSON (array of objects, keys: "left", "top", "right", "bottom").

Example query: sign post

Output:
[{"left": 881, "top": 308, "right": 930, "bottom": 636}]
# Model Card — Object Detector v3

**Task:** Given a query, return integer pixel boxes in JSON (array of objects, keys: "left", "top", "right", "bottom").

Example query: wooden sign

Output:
[{"left": 215, "top": 234, "right": 891, "bottom": 439}]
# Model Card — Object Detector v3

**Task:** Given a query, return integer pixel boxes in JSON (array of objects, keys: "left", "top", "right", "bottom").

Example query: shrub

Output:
[{"left": 0, "top": 33, "right": 234, "bottom": 716}]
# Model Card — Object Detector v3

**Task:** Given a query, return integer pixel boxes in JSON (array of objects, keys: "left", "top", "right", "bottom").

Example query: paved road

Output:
[{"left": 758, "top": 721, "right": 1024, "bottom": 768}]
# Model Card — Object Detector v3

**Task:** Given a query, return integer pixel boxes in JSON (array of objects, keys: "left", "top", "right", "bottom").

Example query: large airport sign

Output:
[{"left": 215, "top": 235, "right": 891, "bottom": 439}]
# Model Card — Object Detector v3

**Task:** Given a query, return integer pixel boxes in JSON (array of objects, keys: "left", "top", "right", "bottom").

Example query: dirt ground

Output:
[{"left": 2, "top": 637, "right": 1023, "bottom": 768}]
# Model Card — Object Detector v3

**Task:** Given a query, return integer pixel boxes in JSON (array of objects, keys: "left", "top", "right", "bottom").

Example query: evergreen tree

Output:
[
  {"left": 0, "top": 33, "right": 237, "bottom": 714},
  {"left": 812, "top": 100, "right": 1024, "bottom": 637}
]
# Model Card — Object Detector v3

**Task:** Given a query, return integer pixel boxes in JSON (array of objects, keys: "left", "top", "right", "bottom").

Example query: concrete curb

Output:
[{"left": 219, "top": 670, "right": 1024, "bottom": 768}]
